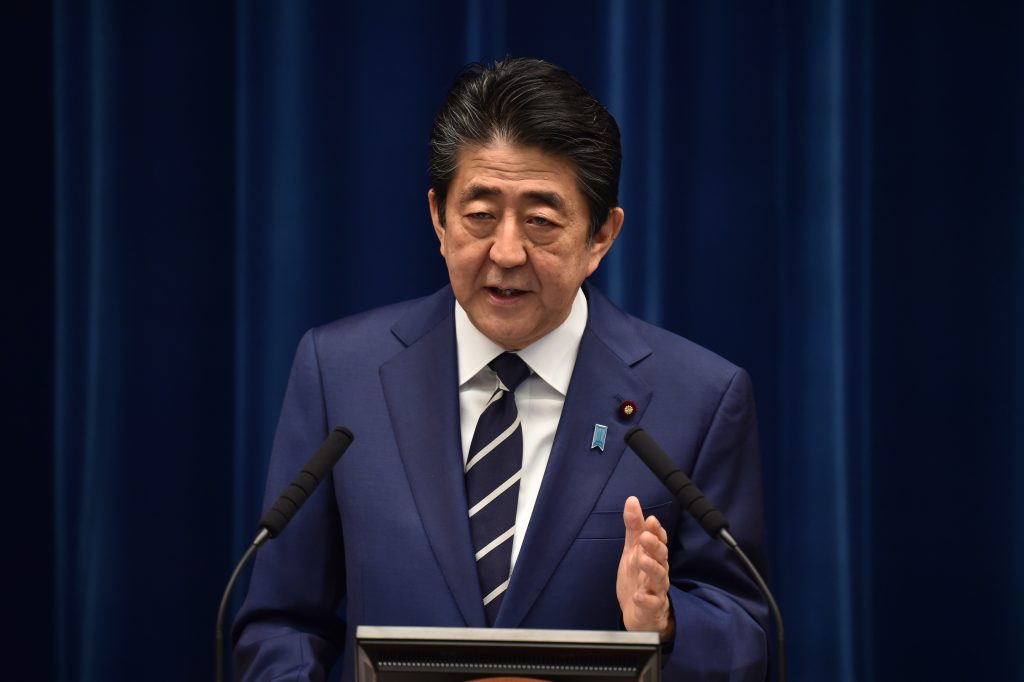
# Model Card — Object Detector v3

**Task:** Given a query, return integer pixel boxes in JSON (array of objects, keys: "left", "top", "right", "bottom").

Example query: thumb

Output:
[{"left": 622, "top": 495, "right": 644, "bottom": 548}]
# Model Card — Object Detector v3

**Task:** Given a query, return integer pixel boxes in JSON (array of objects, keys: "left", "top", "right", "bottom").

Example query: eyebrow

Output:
[
  {"left": 524, "top": 190, "right": 566, "bottom": 212},
  {"left": 459, "top": 184, "right": 567, "bottom": 213},
  {"left": 459, "top": 185, "right": 501, "bottom": 203}
]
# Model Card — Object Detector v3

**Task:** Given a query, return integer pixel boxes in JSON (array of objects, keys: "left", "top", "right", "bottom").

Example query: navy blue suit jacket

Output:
[{"left": 234, "top": 283, "right": 769, "bottom": 680}]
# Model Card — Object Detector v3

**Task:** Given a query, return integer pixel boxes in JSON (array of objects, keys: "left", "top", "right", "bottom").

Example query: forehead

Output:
[{"left": 451, "top": 142, "right": 583, "bottom": 205}]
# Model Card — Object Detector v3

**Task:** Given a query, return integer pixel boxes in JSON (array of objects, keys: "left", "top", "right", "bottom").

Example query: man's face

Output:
[{"left": 429, "top": 142, "right": 623, "bottom": 350}]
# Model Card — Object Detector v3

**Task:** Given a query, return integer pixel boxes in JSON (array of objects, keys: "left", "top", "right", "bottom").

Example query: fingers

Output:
[
  {"left": 624, "top": 497, "right": 670, "bottom": 561},
  {"left": 637, "top": 529, "right": 669, "bottom": 565},
  {"left": 622, "top": 495, "right": 644, "bottom": 547},
  {"left": 644, "top": 512, "right": 669, "bottom": 545},
  {"left": 631, "top": 589, "right": 669, "bottom": 612},
  {"left": 617, "top": 498, "right": 674, "bottom": 640},
  {"left": 626, "top": 499, "right": 670, "bottom": 589},
  {"left": 633, "top": 553, "right": 669, "bottom": 593},
  {"left": 627, "top": 550, "right": 670, "bottom": 632}
]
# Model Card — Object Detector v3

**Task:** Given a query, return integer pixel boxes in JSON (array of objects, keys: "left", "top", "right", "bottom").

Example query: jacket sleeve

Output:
[
  {"left": 662, "top": 367, "right": 771, "bottom": 681},
  {"left": 232, "top": 329, "right": 346, "bottom": 681}
]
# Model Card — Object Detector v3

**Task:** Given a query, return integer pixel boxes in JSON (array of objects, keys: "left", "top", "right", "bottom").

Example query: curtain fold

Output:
[
  {"left": 53, "top": 2, "right": 238, "bottom": 679},
  {"left": 29, "top": 1, "right": 1023, "bottom": 681},
  {"left": 774, "top": 2, "right": 873, "bottom": 679}
]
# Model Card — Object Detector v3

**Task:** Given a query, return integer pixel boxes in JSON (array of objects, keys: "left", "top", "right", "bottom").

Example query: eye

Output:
[
  {"left": 467, "top": 212, "right": 493, "bottom": 220},
  {"left": 528, "top": 215, "right": 553, "bottom": 226}
]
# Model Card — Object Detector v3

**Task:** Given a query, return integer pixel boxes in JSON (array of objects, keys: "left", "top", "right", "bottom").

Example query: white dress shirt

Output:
[{"left": 455, "top": 288, "right": 588, "bottom": 572}]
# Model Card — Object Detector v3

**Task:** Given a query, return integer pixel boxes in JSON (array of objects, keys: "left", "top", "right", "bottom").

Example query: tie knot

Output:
[{"left": 489, "top": 352, "right": 531, "bottom": 392}]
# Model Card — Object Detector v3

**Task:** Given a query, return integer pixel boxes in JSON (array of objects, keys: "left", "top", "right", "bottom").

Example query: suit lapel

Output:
[
  {"left": 379, "top": 288, "right": 486, "bottom": 627},
  {"left": 496, "top": 285, "right": 652, "bottom": 627}
]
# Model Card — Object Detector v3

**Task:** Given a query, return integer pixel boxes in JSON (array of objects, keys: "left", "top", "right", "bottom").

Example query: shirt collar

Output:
[{"left": 454, "top": 288, "right": 588, "bottom": 396}]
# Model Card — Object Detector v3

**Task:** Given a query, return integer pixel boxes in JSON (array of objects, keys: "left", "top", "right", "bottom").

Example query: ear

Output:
[
  {"left": 428, "top": 188, "right": 446, "bottom": 257},
  {"left": 586, "top": 206, "right": 625, "bottom": 276}
]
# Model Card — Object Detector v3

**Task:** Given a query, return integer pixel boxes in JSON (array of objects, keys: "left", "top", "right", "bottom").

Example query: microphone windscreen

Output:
[
  {"left": 624, "top": 427, "right": 677, "bottom": 480},
  {"left": 624, "top": 426, "right": 729, "bottom": 538},
  {"left": 258, "top": 426, "right": 354, "bottom": 538},
  {"left": 306, "top": 426, "right": 354, "bottom": 480}
]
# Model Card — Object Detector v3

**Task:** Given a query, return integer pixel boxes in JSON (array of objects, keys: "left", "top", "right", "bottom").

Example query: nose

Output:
[{"left": 489, "top": 215, "right": 527, "bottom": 268}]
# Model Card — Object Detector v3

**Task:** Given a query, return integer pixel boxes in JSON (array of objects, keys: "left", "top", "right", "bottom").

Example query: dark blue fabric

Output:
[{"left": 4, "top": 0, "right": 1020, "bottom": 680}]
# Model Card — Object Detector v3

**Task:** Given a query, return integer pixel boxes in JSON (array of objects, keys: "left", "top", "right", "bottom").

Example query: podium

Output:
[{"left": 355, "top": 626, "right": 661, "bottom": 681}]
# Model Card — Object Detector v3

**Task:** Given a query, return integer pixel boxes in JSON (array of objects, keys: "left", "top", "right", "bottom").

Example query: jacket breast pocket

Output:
[{"left": 576, "top": 500, "right": 674, "bottom": 540}]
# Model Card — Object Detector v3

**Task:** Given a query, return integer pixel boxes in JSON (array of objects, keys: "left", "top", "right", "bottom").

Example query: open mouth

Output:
[{"left": 487, "top": 287, "right": 526, "bottom": 299}]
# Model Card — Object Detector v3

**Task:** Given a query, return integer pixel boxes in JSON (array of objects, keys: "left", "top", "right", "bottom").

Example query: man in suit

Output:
[{"left": 234, "top": 58, "right": 769, "bottom": 681}]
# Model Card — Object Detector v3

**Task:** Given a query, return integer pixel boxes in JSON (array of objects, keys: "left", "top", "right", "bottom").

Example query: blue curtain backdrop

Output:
[{"left": 5, "top": 0, "right": 1023, "bottom": 680}]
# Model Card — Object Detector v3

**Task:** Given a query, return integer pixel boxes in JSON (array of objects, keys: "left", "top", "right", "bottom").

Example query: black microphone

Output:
[
  {"left": 624, "top": 426, "right": 786, "bottom": 682},
  {"left": 216, "top": 426, "right": 354, "bottom": 682},
  {"left": 257, "top": 426, "right": 354, "bottom": 542},
  {"left": 624, "top": 426, "right": 729, "bottom": 538}
]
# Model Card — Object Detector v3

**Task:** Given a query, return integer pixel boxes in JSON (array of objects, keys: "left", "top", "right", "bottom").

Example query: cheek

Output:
[
  {"left": 550, "top": 243, "right": 591, "bottom": 275},
  {"left": 534, "top": 252, "right": 584, "bottom": 293},
  {"left": 445, "top": 237, "right": 489, "bottom": 279}
]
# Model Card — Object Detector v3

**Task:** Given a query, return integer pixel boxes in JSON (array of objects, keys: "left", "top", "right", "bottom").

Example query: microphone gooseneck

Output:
[
  {"left": 216, "top": 426, "right": 355, "bottom": 682},
  {"left": 624, "top": 426, "right": 786, "bottom": 682}
]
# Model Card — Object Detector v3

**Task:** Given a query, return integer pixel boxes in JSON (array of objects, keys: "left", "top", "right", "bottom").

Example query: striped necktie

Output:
[{"left": 465, "top": 352, "right": 531, "bottom": 625}]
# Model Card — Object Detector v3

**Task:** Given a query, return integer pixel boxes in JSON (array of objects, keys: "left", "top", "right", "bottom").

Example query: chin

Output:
[
  {"left": 488, "top": 333, "right": 526, "bottom": 350},
  {"left": 481, "top": 326, "right": 530, "bottom": 350}
]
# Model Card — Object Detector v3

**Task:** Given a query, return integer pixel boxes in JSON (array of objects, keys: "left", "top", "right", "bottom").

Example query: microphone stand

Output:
[{"left": 215, "top": 529, "right": 269, "bottom": 682}]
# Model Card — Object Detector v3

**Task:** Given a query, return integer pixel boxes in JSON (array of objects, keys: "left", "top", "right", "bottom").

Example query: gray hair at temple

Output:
[{"left": 428, "top": 57, "right": 622, "bottom": 243}]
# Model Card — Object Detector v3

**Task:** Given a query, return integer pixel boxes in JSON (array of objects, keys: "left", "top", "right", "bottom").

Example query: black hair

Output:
[{"left": 428, "top": 58, "right": 622, "bottom": 242}]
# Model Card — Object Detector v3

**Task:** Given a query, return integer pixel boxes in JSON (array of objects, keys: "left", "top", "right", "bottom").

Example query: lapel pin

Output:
[
  {"left": 619, "top": 400, "right": 637, "bottom": 420},
  {"left": 591, "top": 424, "right": 608, "bottom": 452}
]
